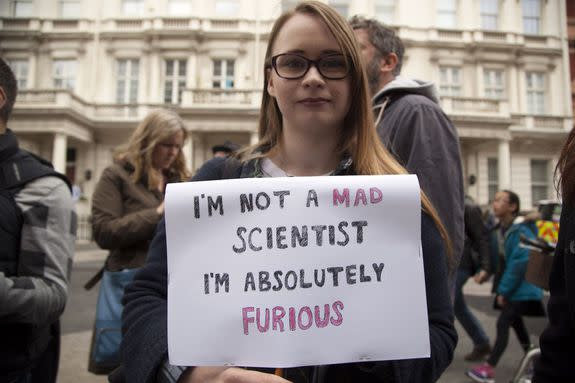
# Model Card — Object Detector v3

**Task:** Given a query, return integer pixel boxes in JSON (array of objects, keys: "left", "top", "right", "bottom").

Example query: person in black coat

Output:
[
  {"left": 454, "top": 196, "right": 491, "bottom": 361},
  {"left": 533, "top": 128, "right": 575, "bottom": 382}
]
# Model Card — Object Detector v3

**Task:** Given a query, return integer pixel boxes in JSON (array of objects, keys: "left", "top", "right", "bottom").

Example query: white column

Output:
[
  {"left": 185, "top": 133, "right": 194, "bottom": 173},
  {"left": 149, "top": 50, "right": 161, "bottom": 103},
  {"left": 250, "top": 131, "right": 259, "bottom": 146},
  {"left": 498, "top": 139, "right": 511, "bottom": 190},
  {"left": 52, "top": 133, "right": 67, "bottom": 174}
]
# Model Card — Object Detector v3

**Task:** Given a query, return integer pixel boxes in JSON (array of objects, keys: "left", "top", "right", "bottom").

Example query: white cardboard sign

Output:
[{"left": 165, "top": 175, "right": 429, "bottom": 367}]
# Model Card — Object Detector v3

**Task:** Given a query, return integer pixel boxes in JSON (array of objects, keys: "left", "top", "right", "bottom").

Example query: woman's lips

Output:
[{"left": 299, "top": 98, "right": 330, "bottom": 106}]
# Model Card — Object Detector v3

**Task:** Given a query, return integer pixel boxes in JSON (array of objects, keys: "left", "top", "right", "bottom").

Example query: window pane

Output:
[
  {"left": 131, "top": 60, "right": 139, "bottom": 76},
  {"left": 481, "top": 0, "right": 498, "bottom": 13},
  {"left": 178, "top": 60, "right": 186, "bottom": 76},
  {"left": 482, "top": 15, "right": 497, "bottom": 30},
  {"left": 226, "top": 60, "right": 234, "bottom": 76},
  {"left": 168, "top": 0, "right": 192, "bottom": 15},
  {"left": 488, "top": 158, "right": 498, "bottom": 181},
  {"left": 213, "top": 60, "right": 222, "bottom": 76},
  {"left": 116, "top": 80, "right": 125, "bottom": 103},
  {"left": 7, "top": 59, "right": 29, "bottom": 89},
  {"left": 522, "top": 0, "right": 540, "bottom": 34},
  {"left": 123, "top": 0, "right": 144, "bottom": 16},
  {"left": 60, "top": 1, "right": 80, "bottom": 18},
  {"left": 375, "top": 0, "right": 395, "bottom": 24},
  {"left": 166, "top": 60, "right": 174, "bottom": 76},
  {"left": 488, "top": 158, "right": 498, "bottom": 202},
  {"left": 437, "top": 13, "right": 456, "bottom": 28},
  {"left": 14, "top": 1, "right": 33, "bottom": 17},
  {"left": 215, "top": 0, "right": 238, "bottom": 16}
]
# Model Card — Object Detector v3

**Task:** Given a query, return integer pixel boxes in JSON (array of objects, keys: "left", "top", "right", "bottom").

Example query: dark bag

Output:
[
  {"left": 88, "top": 268, "right": 139, "bottom": 375},
  {"left": 525, "top": 249, "right": 553, "bottom": 291}
]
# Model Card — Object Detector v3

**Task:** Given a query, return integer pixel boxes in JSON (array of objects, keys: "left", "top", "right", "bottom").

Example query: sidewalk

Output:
[{"left": 59, "top": 244, "right": 107, "bottom": 383}]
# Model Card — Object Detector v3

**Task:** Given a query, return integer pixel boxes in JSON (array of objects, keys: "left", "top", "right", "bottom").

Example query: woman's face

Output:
[
  {"left": 267, "top": 13, "right": 352, "bottom": 136},
  {"left": 492, "top": 191, "right": 515, "bottom": 219},
  {"left": 152, "top": 129, "right": 184, "bottom": 171}
]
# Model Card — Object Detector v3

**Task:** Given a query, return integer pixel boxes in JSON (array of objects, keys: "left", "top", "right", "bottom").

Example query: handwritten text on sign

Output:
[{"left": 165, "top": 175, "right": 429, "bottom": 367}]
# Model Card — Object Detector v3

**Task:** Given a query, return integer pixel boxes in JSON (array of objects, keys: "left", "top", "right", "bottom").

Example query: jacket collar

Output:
[
  {"left": 241, "top": 155, "right": 354, "bottom": 178},
  {"left": 0, "top": 129, "right": 19, "bottom": 163}
]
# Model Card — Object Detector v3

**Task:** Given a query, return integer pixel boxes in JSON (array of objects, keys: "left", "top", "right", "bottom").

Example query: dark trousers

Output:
[
  {"left": 3, "top": 321, "right": 60, "bottom": 383},
  {"left": 488, "top": 302, "right": 531, "bottom": 366}
]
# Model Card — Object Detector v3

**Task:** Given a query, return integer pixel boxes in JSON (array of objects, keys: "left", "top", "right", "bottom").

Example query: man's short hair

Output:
[
  {"left": 0, "top": 58, "right": 17, "bottom": 123},
  {"left": 349, "top": 15, "right": 405, "bottom": 76}
]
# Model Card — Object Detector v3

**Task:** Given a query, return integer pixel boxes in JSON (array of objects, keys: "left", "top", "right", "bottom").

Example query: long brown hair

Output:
[
  {"left": 115, "top": 108, "right": 190, "bottom": 190},
  {"left": 556, "top": 127, "right": 575, "bottom": 205},
  {"left": 239, "top": 1, "right": 453, "bottom": 269}
]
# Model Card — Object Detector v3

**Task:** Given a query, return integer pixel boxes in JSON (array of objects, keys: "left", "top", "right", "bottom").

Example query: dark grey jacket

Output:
[{"left": 373, "top": 78, "right": 464, "bottom": 287}]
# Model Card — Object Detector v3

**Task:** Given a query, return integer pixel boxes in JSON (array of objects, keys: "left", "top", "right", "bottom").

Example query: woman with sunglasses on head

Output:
[{"left": 120, "top": 2, "right": 456, "bottom": 383}]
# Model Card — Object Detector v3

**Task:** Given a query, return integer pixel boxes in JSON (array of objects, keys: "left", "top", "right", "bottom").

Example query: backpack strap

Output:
[{"left": 0, "top": 150, "right": 72, "bottom": 193}]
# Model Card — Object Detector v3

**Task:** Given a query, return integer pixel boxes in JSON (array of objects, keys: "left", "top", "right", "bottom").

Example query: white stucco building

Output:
[{"left": 0, "top": 0, "right": 571, "bottom": 238}]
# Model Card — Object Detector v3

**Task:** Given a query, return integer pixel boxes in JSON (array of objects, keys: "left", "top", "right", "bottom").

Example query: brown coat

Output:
[{"left": 92, "top": 162, "right": 168, "bottom": 271}]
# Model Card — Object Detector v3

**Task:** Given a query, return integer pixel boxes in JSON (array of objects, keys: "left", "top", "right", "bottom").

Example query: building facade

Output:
[{"left": 0, "top": 0, "right": 571, "bottom": 231}]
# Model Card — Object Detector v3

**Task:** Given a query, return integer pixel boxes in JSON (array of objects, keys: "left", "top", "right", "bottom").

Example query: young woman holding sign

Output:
[{"left": 120, "top": 2, "right": 457, "bottom": 383}]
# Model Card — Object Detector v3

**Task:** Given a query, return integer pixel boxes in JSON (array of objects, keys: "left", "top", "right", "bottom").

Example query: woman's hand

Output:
[
  {"left": 156, "top": 202, "right": 165, "bottom": 215},
  {"left": 496, "top": 295, "right": 507, "bottom": 307},
  {"left": 178, "top": 367, "right": 291, "bottom": 383}
]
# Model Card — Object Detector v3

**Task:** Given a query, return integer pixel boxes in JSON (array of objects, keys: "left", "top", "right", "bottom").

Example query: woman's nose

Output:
[{"left": 301, "top": 64, "right": 325, "bottom": 87}]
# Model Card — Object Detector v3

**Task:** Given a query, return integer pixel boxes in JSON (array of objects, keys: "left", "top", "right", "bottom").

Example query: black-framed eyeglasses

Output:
[{"left": 270, "top": 53, "right": 349, "bottom": 80}]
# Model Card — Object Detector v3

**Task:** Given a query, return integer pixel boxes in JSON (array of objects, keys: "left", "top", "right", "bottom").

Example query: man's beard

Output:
[{"left": 366, "top": 55, "right": 382, "bottom": 97}]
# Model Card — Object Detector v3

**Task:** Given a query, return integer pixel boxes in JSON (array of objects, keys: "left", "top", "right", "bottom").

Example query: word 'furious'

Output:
[{"left": 242, "top": 301, "right": 344, "bottom": 335}]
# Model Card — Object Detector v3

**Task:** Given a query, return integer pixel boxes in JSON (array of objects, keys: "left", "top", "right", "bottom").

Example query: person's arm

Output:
[
  {"left": 348, "top": 213, "right": 457, "bottom": 382},
  {"left": 465, "top": 204, "right": 491, "bottom": 281},
  {"left": 0, "top": 177, "right": 75, "bottom": 324},
  {"left": 92, "top": 166, "right": 162, "bottom": 250}
]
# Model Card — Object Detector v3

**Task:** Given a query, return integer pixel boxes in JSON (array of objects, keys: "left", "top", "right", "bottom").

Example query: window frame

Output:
[
  {"left": 437, "top": 0, "right": 457, "bottom": 29},
  {"left": 375, "top": 0, "right": 396, "bottom": 25},
  {"left": 214, "top": 0, "right": 239, "bottom": 17},
  {"left": 439, "top": 65, "right": 462, "bottom": 97},
  {"left": 212, "top": 59, "right": 235, "bottom": 89},
  {"left": 530, "top": 159, "right": 549, "bottom": 203},
  {"left": 328, "top": 0, "right": 350, "bottom": 18},
  {"left": 483, "top": 68, "right": 505, "bottom": 99},
  {"left": 122, "top": 0, "right": 145, "bottom": 17},
  {"left": 59, "top": 0, "right": 81, "bottom": 18},
  {"left": 525, "top": 71, "right": 545, "bottom": 115},
  {"left": 522, "top": 0, "right": 541, "bottom": 35},
  {"left": 116, "top": 58, "right": 140, "bottom": 104},
  {"left": 480, "top": 0, "right": 499, "bottom": 30},
  {"left": 164, "top": 58, "right": 187, "bottom": 104},
  {"left": 52, "top": 59, "right": 77, "bottom": 90},
  {"left": 487, "top": 157, "right": 499, "bottom": 203},
  {"left": 6, "top": 59, "right": 29, "bottom": 90},
  {"left": 12, "top": 0, "right": 33, "bottom": 18},
  {"left": 167, "top": 0, "right": 192, "bottom": 15}
]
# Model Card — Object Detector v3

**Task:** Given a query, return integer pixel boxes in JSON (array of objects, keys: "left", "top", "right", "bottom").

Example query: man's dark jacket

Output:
[{"left": 373, "top": 78, "right": 464, "bottom": 289}]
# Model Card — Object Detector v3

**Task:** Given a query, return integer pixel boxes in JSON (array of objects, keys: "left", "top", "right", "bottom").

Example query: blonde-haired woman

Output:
[
  {"left": 89, "top": 108, "right": 190, "bottom": 373},
  {"left": 92, "top": 108, "right": 190, "bottom": 270},
  {"left": 120, "top": 2, "right": 456, "bottom": 382}
]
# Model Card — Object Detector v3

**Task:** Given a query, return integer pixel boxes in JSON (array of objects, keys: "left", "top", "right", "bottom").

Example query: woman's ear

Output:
[{"left": 266, "top": 68, "right": 276, "bottom": 97}]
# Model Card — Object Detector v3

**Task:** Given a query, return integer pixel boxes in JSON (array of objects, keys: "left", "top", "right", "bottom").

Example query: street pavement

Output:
[{"left": 59, "top": 245, "right": 548, "bottom": 383}]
